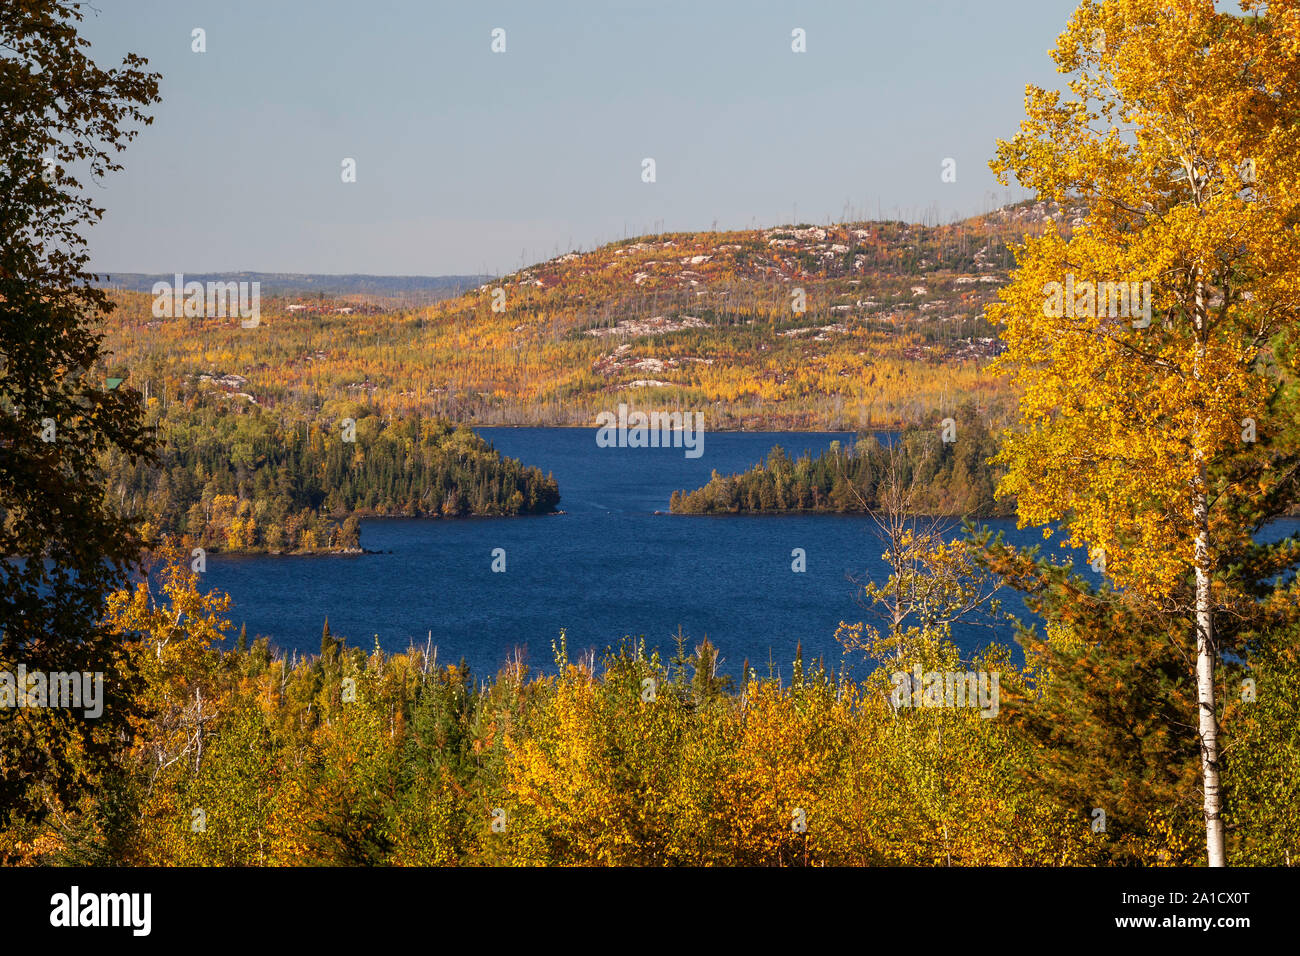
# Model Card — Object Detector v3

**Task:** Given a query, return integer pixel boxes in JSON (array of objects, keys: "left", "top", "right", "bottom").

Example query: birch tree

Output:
[{"left": 989, "top": 0, "right": 1300, "bottom": 866}]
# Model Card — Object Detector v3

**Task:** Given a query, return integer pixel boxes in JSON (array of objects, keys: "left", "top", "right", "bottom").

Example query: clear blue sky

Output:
[{"left": 81, "top": 0, "right": 1084, "bottom": 276}]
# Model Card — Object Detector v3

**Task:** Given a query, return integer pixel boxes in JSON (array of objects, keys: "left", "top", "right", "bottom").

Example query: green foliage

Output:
[
  {"left": 984, "top": 543, "right": 1204, "bottom": 863},
  {"left": 1223, "top": 630, "right": 1300, "bottom": 865}
]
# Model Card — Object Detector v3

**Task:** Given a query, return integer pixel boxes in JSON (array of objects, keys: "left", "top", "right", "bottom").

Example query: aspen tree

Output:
[{"left": 990, "top": 0, "right": 1300, "bottom": 865}]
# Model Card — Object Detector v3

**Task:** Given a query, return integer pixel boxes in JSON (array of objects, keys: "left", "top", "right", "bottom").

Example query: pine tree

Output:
[
  {"left": 321, "top": 617, "right": 337, "bottom": 659},
  {"left": 983, "top": 542, "right": 1203, "bottom": 863}
]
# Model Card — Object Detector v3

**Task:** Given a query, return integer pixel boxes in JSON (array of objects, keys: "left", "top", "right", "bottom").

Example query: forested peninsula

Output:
[
  {"left": 669, "top": 407, "right": 1009, "bottom": 516},
  {"left": 103, "top": 398, "right": 560, "bottom": 554}
]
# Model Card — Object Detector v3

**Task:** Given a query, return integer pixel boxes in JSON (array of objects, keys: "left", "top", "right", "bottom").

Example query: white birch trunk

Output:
[{"left": 1193, "top": 278, "right": 1226, "bottom": 867}]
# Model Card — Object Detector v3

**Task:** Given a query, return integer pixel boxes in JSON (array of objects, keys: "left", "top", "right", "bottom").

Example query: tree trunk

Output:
[
  {"left": 1193, "top": 489, "right": 1225, "bottom": 866},
  {"left": 1192, "top": 276, "right": 1226, "bottom": 866}
]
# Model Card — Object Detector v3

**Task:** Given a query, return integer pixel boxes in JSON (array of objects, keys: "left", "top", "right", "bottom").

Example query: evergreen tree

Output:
[{"left": 982, "top": 541, "right": 1202, "bottom": 863}]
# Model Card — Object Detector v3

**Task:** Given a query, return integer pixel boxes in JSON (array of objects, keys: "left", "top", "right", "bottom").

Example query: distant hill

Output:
[
  {"left": 99, "top": 201, "right": 1076, "bottom": 430},
  {"left": 94, "top": 272, "right": 489, "bottom": 300}
]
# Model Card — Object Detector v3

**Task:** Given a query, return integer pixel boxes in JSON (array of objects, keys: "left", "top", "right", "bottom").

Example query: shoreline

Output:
[{"left": 197, "top": 509, "right": 568, "bottom": 557}]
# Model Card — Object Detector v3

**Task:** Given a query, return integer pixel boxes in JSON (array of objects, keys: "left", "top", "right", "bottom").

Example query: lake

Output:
[{"left": 203, "top": 427, "right": 1093, "bottom": 680}]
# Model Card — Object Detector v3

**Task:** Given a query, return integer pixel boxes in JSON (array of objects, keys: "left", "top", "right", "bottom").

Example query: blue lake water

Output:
[{"left": 204, "top": 427, "right": 1096, "bottom": 679}]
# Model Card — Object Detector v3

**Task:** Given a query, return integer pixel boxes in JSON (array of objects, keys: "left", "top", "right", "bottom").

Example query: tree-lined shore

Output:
[
  {"left": 670, "top": 406, "right": 1009, "bottom": 517},
  {"left": 104, "top": 398, "right": 560, "bottom": 554}
]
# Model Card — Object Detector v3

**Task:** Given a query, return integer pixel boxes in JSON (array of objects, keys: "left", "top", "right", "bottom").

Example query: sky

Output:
[{"left": 79, "top": 0, "right": 1086, "bottom": 277}]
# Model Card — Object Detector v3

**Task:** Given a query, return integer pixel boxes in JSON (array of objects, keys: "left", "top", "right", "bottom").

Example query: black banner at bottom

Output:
[{"left": 0, "top": 865, "right": 1278, "bottom": 943}]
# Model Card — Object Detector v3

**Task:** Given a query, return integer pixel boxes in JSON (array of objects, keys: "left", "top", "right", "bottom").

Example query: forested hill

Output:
[{"left": 99, "top": 201, "right": 1076, "bottom": 431}]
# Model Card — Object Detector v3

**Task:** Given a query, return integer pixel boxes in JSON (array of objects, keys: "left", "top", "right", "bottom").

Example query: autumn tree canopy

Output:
[{"left": 989, "top": 0, "right": 1300, "bottom": 865}]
